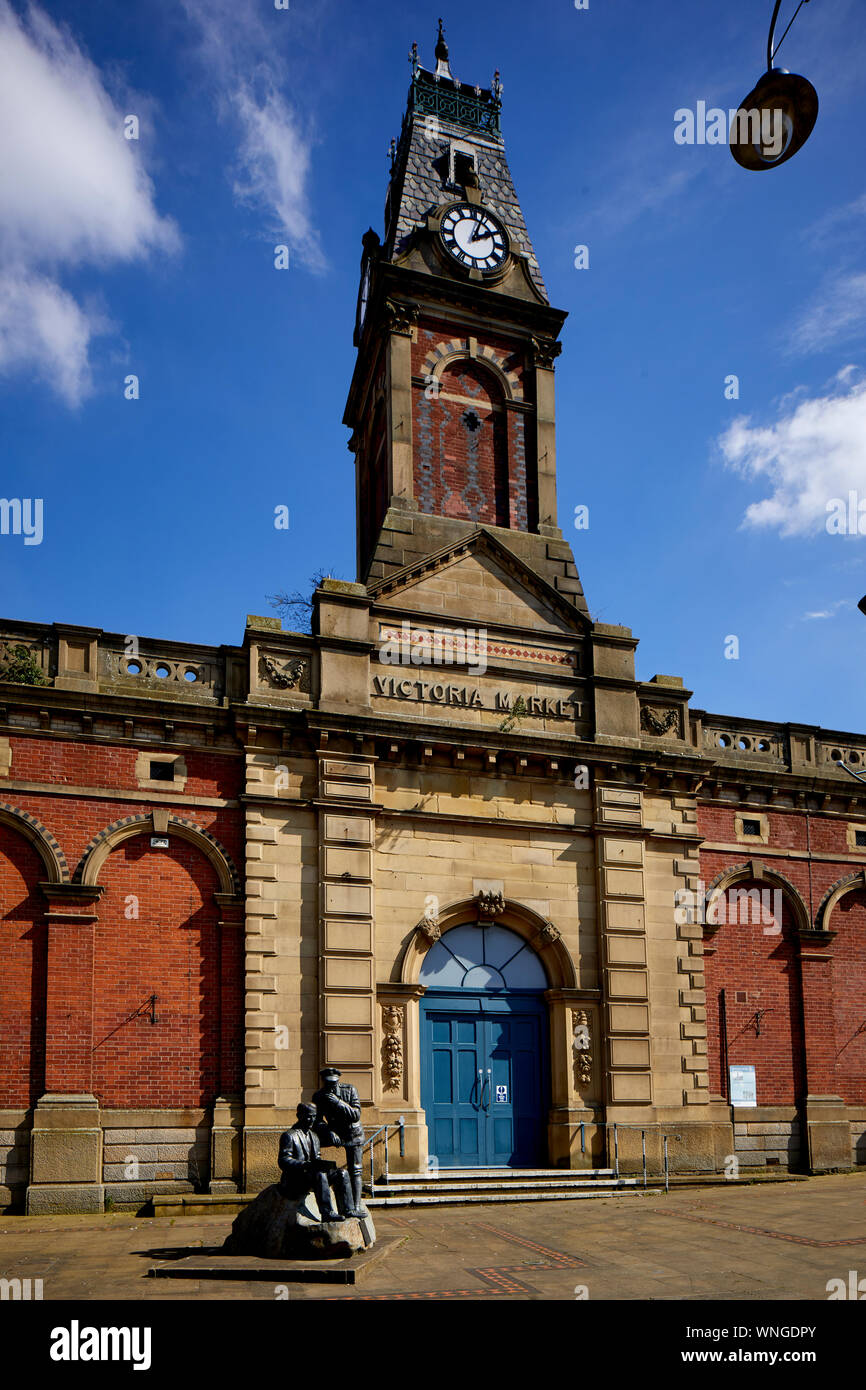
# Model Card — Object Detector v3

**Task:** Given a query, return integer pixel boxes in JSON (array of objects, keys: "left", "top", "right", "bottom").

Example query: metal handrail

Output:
[
  {"left": 576, "top": 1120, "right": 683, "bottom": 1189},
  {"left": 361, "top": 1116, "right": 405, "bottom": 1198}
]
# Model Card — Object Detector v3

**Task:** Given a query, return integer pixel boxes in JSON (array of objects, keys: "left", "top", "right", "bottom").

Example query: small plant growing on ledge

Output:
[
  {"left": 267, "top": 567, "right": 344, "bottom": 634},
  {"left": 498, "top": 695, "right": 527, "bottom": 733},
  {"left": 0, "top": 644, "right": 48, "bottom": 685}
]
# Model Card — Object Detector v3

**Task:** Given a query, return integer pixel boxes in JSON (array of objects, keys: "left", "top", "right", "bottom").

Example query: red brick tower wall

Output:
[{"left": 411, "top": 320, "right": 530, "bottom": 530}]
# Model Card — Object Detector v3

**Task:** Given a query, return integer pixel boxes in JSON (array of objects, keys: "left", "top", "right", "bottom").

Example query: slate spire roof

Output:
[{"left": 385, "top": 23, "right": 548, "bottom": 301}]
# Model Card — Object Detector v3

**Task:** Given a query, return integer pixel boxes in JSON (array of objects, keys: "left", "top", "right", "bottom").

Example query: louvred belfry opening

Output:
[{"left": 343, "top": 22, "right": 589, "bottom": 618}]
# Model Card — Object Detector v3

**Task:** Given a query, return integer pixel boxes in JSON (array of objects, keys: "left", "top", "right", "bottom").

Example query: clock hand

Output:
[{"left": 469, "top": 225, "right": 491, "bottom": 243}]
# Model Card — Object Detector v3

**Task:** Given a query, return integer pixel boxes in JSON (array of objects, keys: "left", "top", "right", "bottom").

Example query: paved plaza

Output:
[{"left": 2, "top": 1172, "right": 864, "bottom": 1302}]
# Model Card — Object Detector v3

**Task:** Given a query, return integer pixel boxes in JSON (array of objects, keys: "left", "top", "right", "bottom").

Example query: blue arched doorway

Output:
[{"left": 420, "top": 923, "right": 549, "bottom": 1168}]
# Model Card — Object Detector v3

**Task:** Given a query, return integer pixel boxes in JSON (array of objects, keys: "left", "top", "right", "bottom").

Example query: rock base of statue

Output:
[{"left": 222, "top": 1185, "right": 376, "bottom": 1261}]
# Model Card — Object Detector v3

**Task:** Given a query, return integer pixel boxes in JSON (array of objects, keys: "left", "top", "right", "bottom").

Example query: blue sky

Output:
[{"left": 1, "top": 0, "right": 865, "bottom": 732}]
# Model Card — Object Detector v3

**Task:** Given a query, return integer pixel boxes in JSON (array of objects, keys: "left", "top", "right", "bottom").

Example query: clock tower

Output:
[{"left": 344, "top": 22, "right": 588, "bottom": 618}]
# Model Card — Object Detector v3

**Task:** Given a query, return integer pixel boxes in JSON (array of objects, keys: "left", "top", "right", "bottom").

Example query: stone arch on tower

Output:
[{"left": 421, "top": 343, "right": 523, "bottom": 402}]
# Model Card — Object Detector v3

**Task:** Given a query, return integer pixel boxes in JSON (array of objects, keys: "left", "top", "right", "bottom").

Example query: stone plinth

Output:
[{"left": 222, "top": 1184, "right": 375, "bottom": 1260}]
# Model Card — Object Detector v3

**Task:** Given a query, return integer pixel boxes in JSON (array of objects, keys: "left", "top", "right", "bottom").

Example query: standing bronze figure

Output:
[{"left": 312, "top": 1066, "right": 366, "bottom": 1217}]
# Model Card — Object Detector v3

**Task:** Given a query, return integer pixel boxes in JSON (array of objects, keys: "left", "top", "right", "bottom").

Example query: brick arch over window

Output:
[
  {"left": 0, "top": 802, "right": 69, "bottom": 883},
  {"left": 815, "top": 868, "right": 866, "bottom": 933},
  {"left": 704, "top": 862, "right": 811, "bottom": 936},
  {"left": 88, "top": 825, "right": 243, "bottom": 1108},
  {"left": 421, "top": 343, "right": 523, "bottom": 402},
  {"left": 399, "top": 897, "right": 576, "bottom": 990},
  {"left": 414, "top": 359, "right": 520, "bottom": 529},
  {"left": 702, "top": 869, "right": 807, "bottom": 1105},
  {"left": 73, "top": 813, "right": 240, "bottom": 897},
  {"left": 0, "top": 820, "right": 49, "bottom": 1106}
]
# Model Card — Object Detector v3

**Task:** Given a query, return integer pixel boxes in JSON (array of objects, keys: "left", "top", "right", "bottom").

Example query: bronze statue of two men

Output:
[{"left": 278, "top": 1067, "right": 366, "bottom": 1221}]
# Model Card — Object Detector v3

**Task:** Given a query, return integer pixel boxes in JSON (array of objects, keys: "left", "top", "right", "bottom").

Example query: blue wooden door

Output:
[{"left": 423, "top": 1005, "right": 546, "bottom": 1167}]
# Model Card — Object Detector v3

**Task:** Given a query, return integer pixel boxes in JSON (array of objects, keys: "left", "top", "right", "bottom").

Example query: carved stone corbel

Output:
[
  {"left": 383, "top": 299, "right": 419, "bottom": 337},
  {"left": 417, "top": 900, "right": 441, "bottom": 941},
  {"left": 536, "top": 920, "right": 561, "bottom": 946},
  {"left": 477, "top": 889, "right": 505, "bottom": 918},
  {"left": 530, "top": 337, "right": 562, "bottom": 370}
]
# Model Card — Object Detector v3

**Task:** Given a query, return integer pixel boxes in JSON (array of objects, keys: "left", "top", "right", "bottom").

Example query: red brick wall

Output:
[
  {"left": 828, "top": 889, "right": 866, "bottom": 1103},
  {"left": 699, "top": 803, "right": 866, "bottom": 1105},
  {"left": 92, "top": 835, "right": 238, "bottom": 1108},
  {"left": 702, "top": 881, "right": 805, "bottom": 1103},
  {"left": 9, "top": 736, "right": 239, "bottom": 803},
  {"left": 0, "top": 825, "right": 46, "bottom": 1106},
  {"left": 0, "top": 734, "right": 244, "bottom": 1109}
]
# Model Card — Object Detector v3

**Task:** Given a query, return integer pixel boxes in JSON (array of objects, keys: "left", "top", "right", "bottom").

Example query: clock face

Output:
[
  {"left": 358, "top": 263, "right": 371, "bottom": 327},
  {"left": 440, "top": 203, "right": 508, "bottom": 272}
]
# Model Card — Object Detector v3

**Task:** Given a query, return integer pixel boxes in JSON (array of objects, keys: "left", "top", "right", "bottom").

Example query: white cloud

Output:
[
  {"left": 0, "top": 271, "right": 104, "bottom": 406},
  {"left": 588, "top": 161, "right": 699, "bottom": 238},
  {"left": 802, "top": 600, "right": 852, "bottom": 621},
  {"left": 718, "top": 373, "right": 866, "bottom": 537},
  {"left": 804, "top": 192, "right": 866, "bottom": 251},
  {"left": 232, "top": 85, "right": 324, "bottom": 271},
  {"left": 181, "top": 0, "right": 324, "bottom": 272},
  {"left": 787, "top": 272, "right": 866, "bottom": 356},
  {"left": 0, "top": 2, "right": 178, "bottom": 405}
]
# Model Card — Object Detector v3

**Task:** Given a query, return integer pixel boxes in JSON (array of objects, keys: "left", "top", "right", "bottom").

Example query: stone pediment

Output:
[{"left": 368, "top": 529, "right": 589, "bottom": 637}]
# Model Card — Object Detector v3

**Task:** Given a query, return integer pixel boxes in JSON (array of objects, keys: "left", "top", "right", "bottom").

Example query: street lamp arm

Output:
[{"left": 768, "top": 0, "right": 811, "bottom": 70}]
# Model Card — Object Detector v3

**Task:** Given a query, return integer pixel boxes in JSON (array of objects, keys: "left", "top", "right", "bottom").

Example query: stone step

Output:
[
  {"left": 372, "top": 1178, "right": 638, "bottom": 1196},
  {"left": 380, "top": 1167, "right": 615, "bottom": 1181},
  {"left": 366, "top": 1188, "right": 643, "bottom": 1208}
]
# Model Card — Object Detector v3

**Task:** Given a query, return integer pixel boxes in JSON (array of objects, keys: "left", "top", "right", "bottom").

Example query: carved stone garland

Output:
[
  {"left": 571, "top": 1008, "right": 592, "bottom": 1088},
  {"left": 381, "top": 1005, "right": 404, "bottom": 1092}
]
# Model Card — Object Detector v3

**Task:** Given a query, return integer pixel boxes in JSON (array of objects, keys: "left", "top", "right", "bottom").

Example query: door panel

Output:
[{"left": 425, "top": 1013, "right": 484, "bottom": 1166}]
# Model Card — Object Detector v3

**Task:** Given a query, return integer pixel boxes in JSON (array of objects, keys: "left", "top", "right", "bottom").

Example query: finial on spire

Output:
[
  {"left": 434, "top": 18, "right": 453, "bottom": 80},
  {"left": 409, "top": 41, "right": 419, "bottom": 77}
]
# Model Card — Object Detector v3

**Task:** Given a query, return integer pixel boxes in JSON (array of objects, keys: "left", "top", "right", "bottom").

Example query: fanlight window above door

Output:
[{"left": 419, "top": 923, "right": 547, "bottom": 990}]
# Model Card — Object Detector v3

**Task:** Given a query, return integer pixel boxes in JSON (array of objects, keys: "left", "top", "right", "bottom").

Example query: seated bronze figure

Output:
[{"left": 277, "top": 1102, "right": 355, "bottom": 1221}]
